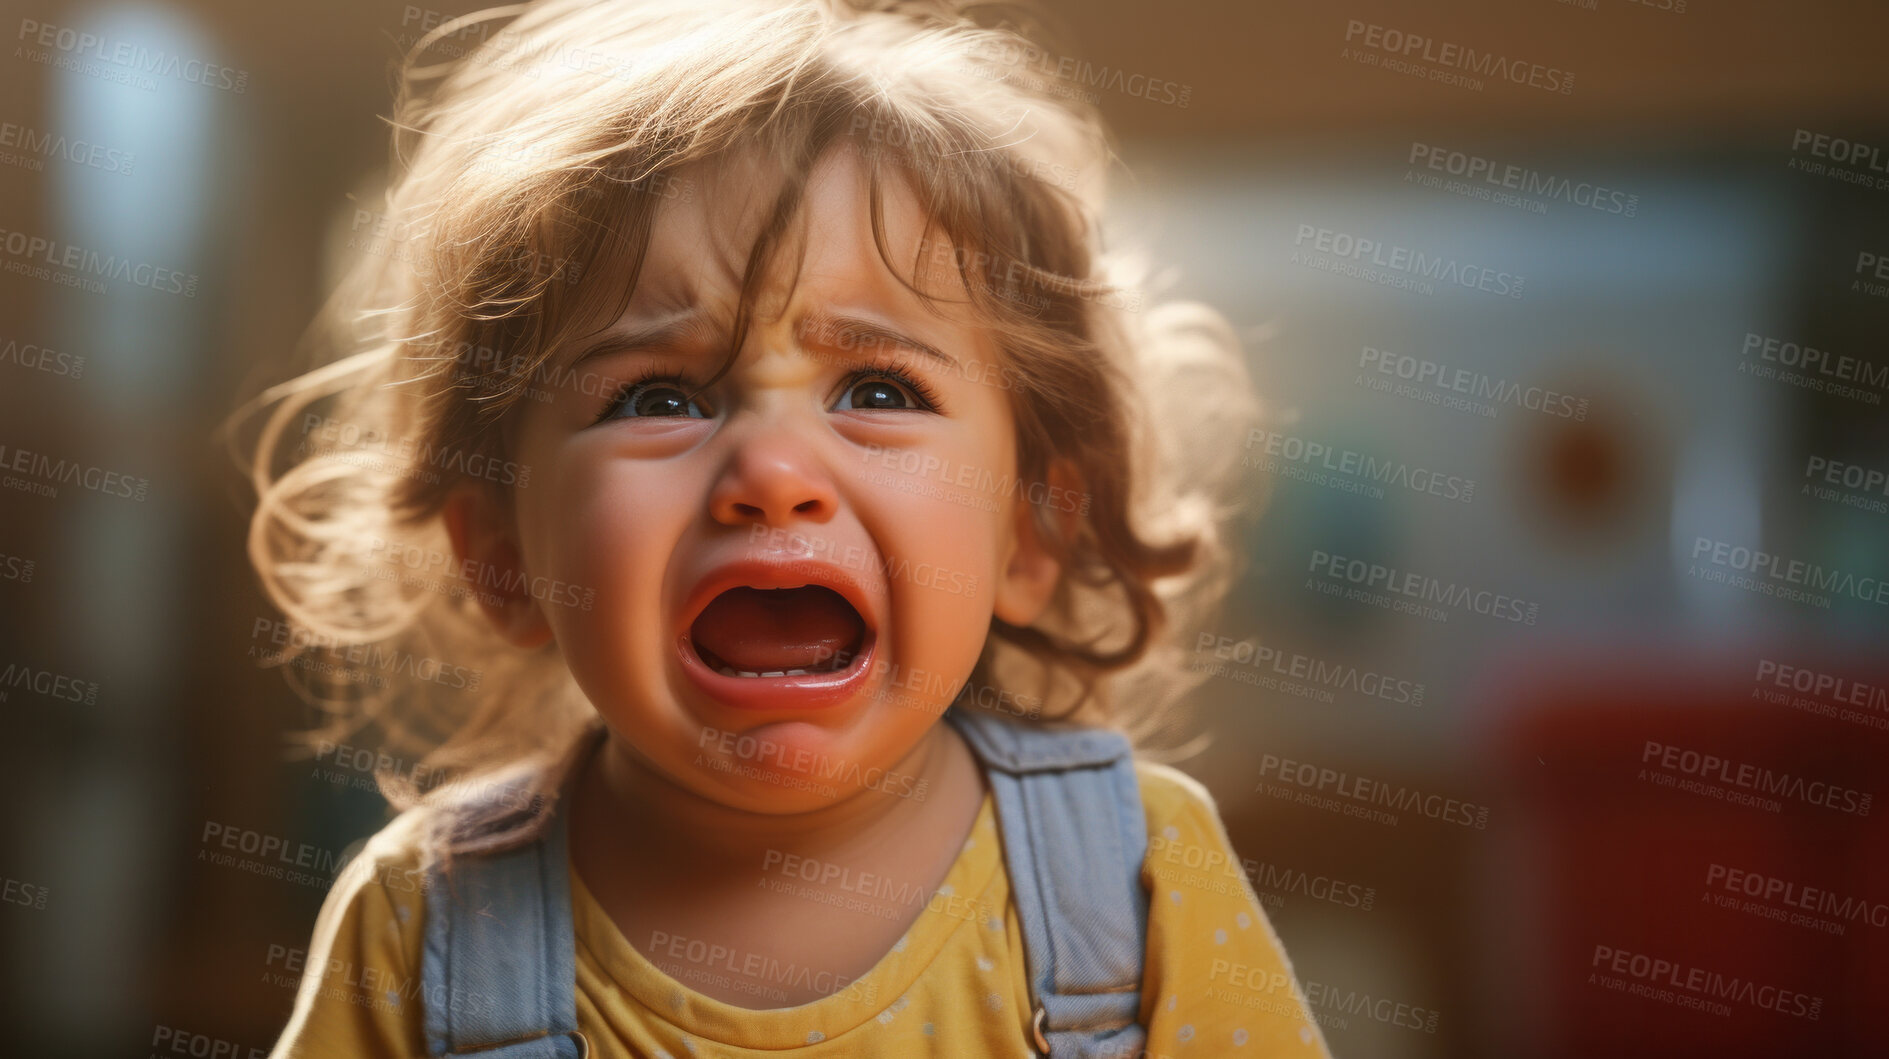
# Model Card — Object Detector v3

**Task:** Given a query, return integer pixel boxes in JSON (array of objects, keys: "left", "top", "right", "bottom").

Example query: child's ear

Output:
[
  {"left": 993, "top": 458, "right": 1084, "bottom": 627},
  {"left": 441, "top": 484, "right": 554, "bottom": 649}
]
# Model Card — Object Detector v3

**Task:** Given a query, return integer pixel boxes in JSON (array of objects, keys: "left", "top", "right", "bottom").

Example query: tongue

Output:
[{"left": 691, "top": 586, "right": 863, "bottom": 672}]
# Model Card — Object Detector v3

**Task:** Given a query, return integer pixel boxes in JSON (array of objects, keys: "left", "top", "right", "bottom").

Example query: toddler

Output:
[{"left": 251, "top": 1, "right": 1330, "bottom": 1056}]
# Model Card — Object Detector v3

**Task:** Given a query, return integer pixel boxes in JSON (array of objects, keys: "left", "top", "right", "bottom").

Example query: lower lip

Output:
[{"left": 675, "top": 633, "right": 877, "bottom": 711}]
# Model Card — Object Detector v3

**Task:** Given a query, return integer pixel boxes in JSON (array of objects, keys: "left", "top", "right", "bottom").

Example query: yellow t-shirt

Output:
[{"left": 269, "top": 762, "right": 1332, "bottom": 1058}]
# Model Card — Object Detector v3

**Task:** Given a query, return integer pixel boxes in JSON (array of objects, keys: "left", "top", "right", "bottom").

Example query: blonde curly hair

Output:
[{"left": 234, "top": 0, "right": 1262, "bottom": 850}]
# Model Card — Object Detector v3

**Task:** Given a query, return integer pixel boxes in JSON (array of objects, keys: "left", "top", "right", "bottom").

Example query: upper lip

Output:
[{"left": 676, "top": 555, "right": 880, "bottom": 650}]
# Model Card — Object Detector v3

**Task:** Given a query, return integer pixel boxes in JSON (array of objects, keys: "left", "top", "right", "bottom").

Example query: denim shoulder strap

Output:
[
  {"left": 421, "top": 796, "right": 585, "bottom": 1059},
  {"left": 944, "top": 704, "right": 1150, "bottom": 1059}
]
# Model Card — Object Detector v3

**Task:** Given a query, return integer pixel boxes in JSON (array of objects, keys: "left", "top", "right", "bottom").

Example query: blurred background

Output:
[{"left": 2, "top": 0, "right": 1886, "bottom": 1055}]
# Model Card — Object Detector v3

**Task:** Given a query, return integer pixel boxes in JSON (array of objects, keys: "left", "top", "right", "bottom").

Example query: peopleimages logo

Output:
[
  {"left": 1738, "top": 331, "right": 1886, "bottom": 405},
  {"left": 1792, "top": 129, "right": 1889, "bottom": 174},
  {"left": 1406, "top": 142, "right": 1637, "bottom": 216},
  {"left": 299, "top": 414, "right": 531, "bottom": 488},
  {"left": 262, "top": 942, "right": 495, "bottom": 1020},
  {"left": 250, "top": 618, "right": 486, "bottom": 691},
  {"left": 1292, "top": 224, "right": 1524, "bottom": 299},
  {"left": 150, "top": 1025, "right": 268, "bottom": 1059},
  {"left": 0, "top": 227, "right": 198, "bottom": 296},
  {"left": 0, "top": 442, "right": 149, "bottom": 501},
  {"left": 1193, "top": 633, "right": 1426, "bottom": 706},
  {"left": 1148, "top": 830, "right": 1379, "bottom": 912},
  {"left": 1705, "top": 863, "right": 1889, "bottom": 930},
  {"left": 1590, "top": 944, "right": 1822, "bottom": 1021},
  {"left": 1257, "top": 752, "right": 1491, "bottom": 829},
  {"left": 1752, "top": 658, "right": 1888, "bottom": 730},
  {"left": 0, "top": 336, "right": 84, "bottom": 379},
  {"left": 959, "top": 38, "right": 1192, "bottom": 109},
  {"left": 1689, "top": 536, "right": 1889, "bottom": 608},
  {"left": 16, "top": 18, "right": 251, "bottom": 93},
  {"left": 198, "top": 820, "right": 430, "bottom": 894},
  {"left": 1307, "top": 549, "right": 1540, "bottom": 625},
  {"left": 365, "top": 537, "right": 595, "bottom": 612},
  {"left": 1802, "top": 454, "right": 1889, "bottom": 515},
  {"left": 644, "top": 930, "right": 877, "bottom": 1006},
  {"left": 1343, "top": 19, "right": 1574, "bottom": 95},
  {"left": 695, "top": 725, "right": 930, "bottom": 802},
  {"left": 1207, "top": 962, "right": 1441, "bottom": 1034},
  {"left": 0, "top": 661, "right": 100, "bottom": 704},
  {"left": 1641, "top": 740, "right": 1871, "bottom": 816},
  {"left": 1788, "top": 128, "right": 1889, "bottom": 192},
  {"left": 3, "top": 874, "right": 48, "bottom": 910},
  {"left": 0, "top": 120, "right": 135, "bottom": 175},
  {"left": 1245, "top": 427, "right": 1476, "bottom": 502},
  {"left": 1358, "top": 344, "right": 1590, "bottom": 421},
  {"left": 1856, "top": 248, "right": 1889, "bottom": 299}
]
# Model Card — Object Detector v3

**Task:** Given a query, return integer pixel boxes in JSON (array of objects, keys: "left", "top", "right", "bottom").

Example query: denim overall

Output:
[{"left": 419, "top": 705, "right": 1151, "bottom": 1058}]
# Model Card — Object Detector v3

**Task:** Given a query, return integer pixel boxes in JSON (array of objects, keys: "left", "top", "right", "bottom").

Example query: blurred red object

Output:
[{"left": 1490, "top": 642, "right": 1889, "bottom": 1059}]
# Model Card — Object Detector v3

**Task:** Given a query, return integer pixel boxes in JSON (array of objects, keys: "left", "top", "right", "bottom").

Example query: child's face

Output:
[{"left": 454, "top": 149, "right": 1061, "bottom": 813}]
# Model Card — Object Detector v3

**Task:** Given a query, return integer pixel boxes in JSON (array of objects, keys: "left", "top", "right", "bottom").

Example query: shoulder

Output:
[
  {"left": 1132, "top": 759, "right": 1228, "bottom": 836},
  {"left": 307, "top": 805, "right": 438, "bottom": 964},
  {"left": 339, "top": 803, "right": 439, "bottom": 893},
  {"left": 1127, "top": 760, "right": 1335, "bottom": 1056},
  {"left": 296, "top": 804, "right": 441, "bottom": 994},
  {"left": 267, "top": 808, "right": 439, "bottom": 1058},
  {"left": 1131, "top": 759, "right": 1260, "bottom": 888}
]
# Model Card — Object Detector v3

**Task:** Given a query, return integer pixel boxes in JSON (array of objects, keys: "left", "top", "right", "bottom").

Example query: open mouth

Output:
[{"left": 687, "top": 585, "right": 868, "bottom": 678}]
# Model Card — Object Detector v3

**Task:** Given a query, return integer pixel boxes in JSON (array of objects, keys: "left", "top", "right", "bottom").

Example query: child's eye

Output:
[
  {"left": 833, "top": 367, "right": 941, "bottom": 413},
  {"left": 600, "top": 376, "right": 712, "bottom": 421}
]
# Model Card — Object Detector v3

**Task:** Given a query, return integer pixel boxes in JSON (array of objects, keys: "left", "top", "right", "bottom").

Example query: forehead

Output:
[{"left": 578, "top": 145, "right": 978, "bottom": 336}]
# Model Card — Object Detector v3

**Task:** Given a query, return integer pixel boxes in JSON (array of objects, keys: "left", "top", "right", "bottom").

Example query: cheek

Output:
[
  {"left": 889, "top": 495, "right": 1002, "bottom": 600},
  {"left": 864, "top": 428, "right": 1016, "bottom": 674},
  {"left": 524, "top": 452, "right": 695, "bottom": 673}
]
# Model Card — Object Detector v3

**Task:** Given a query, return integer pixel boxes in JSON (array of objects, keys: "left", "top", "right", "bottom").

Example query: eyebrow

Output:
[
  {"left": 565, "top": 307, "right": 962, "bottom": 372},
  {"left": 566, "top": 308, "right": 718, "bottom": 370},
  {"left": 796, "top": 309, "right": 959, "bottom": 370}
]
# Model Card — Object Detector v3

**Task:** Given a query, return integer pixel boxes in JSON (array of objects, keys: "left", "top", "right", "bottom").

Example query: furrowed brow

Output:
[
  {"left": 796, "top": 309, "right": 959, "bottom": 369},
  {"left": 566, "top": 308, "right": 718, "bottom": 370}
]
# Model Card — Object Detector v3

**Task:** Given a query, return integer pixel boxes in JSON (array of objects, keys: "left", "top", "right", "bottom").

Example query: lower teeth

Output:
[{"left": 712, "top": 664, "right": 816, "bottom": 678}]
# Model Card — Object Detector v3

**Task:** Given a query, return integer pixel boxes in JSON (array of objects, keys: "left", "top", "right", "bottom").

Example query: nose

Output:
[{"left": 706, "top": 422, "right": 840, "bottom": 528}]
